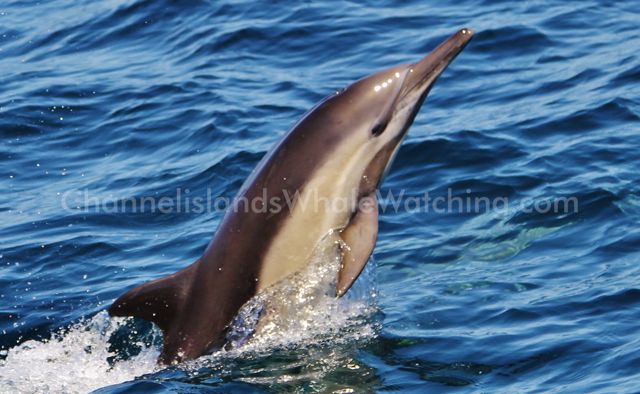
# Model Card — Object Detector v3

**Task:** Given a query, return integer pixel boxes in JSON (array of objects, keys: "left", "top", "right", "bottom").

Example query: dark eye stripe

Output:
[{"left": 371, "top": 120, "right": 388, "bottom": 136}]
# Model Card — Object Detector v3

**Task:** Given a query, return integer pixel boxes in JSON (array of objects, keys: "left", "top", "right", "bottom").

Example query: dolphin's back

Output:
[{"left": 108, "top": 92, "right": 354, "bottom": 363}]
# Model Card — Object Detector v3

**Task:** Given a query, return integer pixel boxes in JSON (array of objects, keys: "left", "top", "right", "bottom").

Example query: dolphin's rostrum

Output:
[{"left": 108, "top": 28, "right": 474, "bottom": 364}]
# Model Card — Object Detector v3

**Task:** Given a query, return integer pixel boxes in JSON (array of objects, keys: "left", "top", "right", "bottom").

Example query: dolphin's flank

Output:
[{"left": 108, "top": 28, "right": 474, "bottom": 364}]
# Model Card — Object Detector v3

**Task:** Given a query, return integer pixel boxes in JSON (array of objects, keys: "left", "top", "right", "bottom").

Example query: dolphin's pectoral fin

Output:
[
  {"left": 108, "top": 261, "right": 198, "bottom": 332},
  {"left": 336, "top": 193, "right": 379, "bottom": 297}
]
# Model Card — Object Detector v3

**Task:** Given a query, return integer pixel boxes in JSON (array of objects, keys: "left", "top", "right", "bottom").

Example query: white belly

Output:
[{"left": 257, "top": 134, "right": 371, "bottom": 291}]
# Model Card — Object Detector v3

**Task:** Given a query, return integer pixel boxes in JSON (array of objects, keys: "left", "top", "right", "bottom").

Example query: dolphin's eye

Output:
[{"left": 371, "top": 120, "right": 388, "bottom": 136}]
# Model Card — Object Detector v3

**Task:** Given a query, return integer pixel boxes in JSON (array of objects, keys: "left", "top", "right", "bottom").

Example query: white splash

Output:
[
  {"left": 186, "top": 238, "right": 380, "bottom": 387},
  {"left": 0, "top": 235, "right": 379, "bottom": 392},
  {"left": 206, "top": 235, "right": 380, "bottom": 370},
  {"left": 0, "top": 312, "right": 160, "bottom": 394}
]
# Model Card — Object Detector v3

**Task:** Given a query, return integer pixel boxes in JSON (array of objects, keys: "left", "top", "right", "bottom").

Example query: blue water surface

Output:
[{"left": 1, "top": 0, "right": 639, "bottom": 392}]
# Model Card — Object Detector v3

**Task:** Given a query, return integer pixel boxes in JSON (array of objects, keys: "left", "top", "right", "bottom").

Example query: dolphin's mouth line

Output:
[{"left": 400, "top": 28, "right": 474, "bottom": 100}]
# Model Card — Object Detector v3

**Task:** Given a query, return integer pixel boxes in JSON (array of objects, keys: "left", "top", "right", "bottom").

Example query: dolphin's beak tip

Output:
[{"left": 460, "top": 27, "right": 474, "bottom": 36}]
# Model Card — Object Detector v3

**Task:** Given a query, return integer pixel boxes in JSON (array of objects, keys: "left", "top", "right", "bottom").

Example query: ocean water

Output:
[{"left": 1, "top": 0, "right": 639, "bottom": 392}]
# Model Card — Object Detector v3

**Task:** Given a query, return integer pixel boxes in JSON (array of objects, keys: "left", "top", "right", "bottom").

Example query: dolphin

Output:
[{"left": 108, "top": 28, "right": 474, "bottom": 364}]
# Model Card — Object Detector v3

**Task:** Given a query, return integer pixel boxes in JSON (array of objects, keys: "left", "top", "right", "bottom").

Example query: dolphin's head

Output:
[
  {"left": 318, "top": 28, "right": 474, "bottom": 192},
  {"left": 343, "top": 28, "right": 473, "bottom": 142}
]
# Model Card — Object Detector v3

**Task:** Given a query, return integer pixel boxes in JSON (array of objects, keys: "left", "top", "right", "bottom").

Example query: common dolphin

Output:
[{"left": 108, "top": 28, "right": 474, "bottom": 364}]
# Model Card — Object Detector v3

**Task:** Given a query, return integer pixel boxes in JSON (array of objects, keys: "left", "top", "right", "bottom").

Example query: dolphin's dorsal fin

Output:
[
  {"left": 107, "top": 262, "right": 198, "bottom": 332},
  {"left": 336, "top": 194, "right": 378, "bottom": 297}
]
